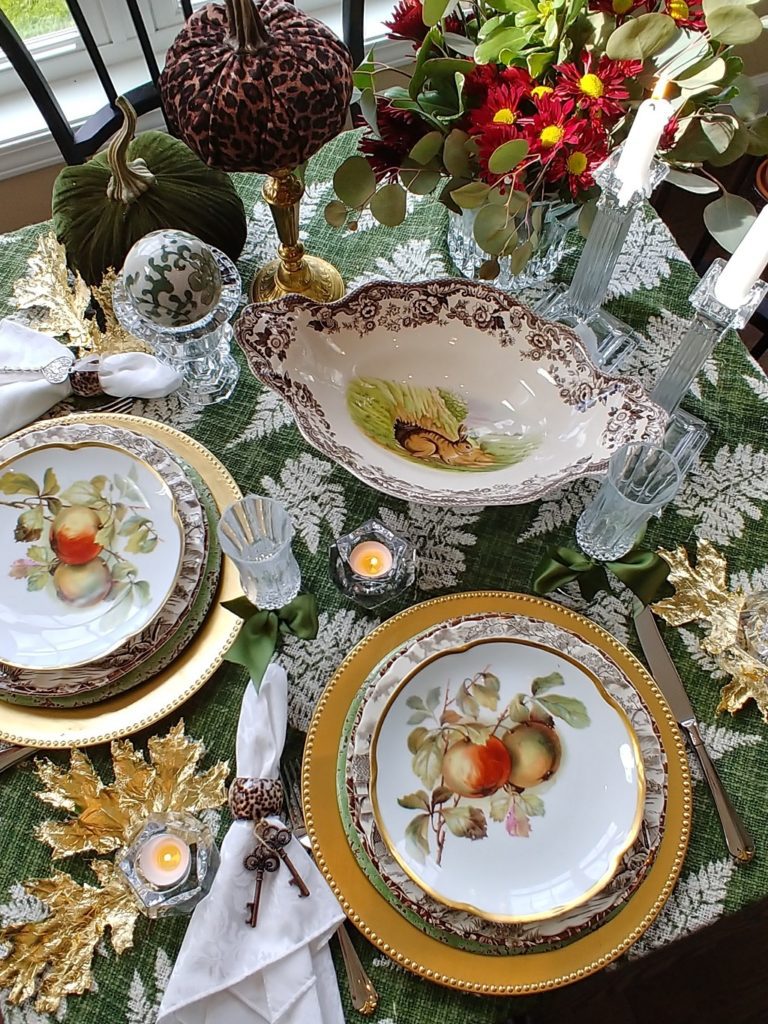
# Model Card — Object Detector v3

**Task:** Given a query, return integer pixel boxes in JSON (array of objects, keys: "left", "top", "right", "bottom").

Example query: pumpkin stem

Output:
[
  {"left": 226, "top": 0, "right": 269, "bottom": 52},
  {"left": 106, "top": 97, "right": 157, "bottom": 204}
]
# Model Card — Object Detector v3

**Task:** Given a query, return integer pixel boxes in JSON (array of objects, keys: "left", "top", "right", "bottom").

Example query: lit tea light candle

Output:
[
  {"left": 138, "top": 834, "right": 191, "bottom": 888},
  {"left": 714, "top": 205, "right": 768, "bottom": 310},
  {"left": 615, "top": 80, "right": 673, "bottom": 207},
  {"left": 349, "top": 540, "right": 393, "bottom": 578}
]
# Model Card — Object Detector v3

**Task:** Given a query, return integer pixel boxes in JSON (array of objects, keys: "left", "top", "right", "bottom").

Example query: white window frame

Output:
[{"left": 0, "top": 0, "right": 407, "bottom": 179}]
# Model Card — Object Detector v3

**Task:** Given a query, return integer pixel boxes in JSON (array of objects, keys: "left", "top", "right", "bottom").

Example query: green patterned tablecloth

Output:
[{"left": 1, "top": 131, "right": 767, "bottom": 1023}]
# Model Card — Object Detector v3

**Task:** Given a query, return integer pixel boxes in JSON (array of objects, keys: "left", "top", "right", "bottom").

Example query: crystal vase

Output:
[{"left": 447, "top": 202, "right": 578, "bottom": 292}]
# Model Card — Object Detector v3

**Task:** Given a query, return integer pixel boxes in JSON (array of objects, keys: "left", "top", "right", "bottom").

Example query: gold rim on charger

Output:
[
  {"left": 0, "top": 413, "right": 241, "bottom": 748},
  {"left": 303, "top": 591, "right": 692, "bottom": 995}
]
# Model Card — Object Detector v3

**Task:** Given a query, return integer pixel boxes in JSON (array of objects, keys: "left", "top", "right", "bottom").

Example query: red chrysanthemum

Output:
[
  {"left": 547, "top": 120, "right": 610, "bottom": 197},
  {"left": 358, "top": 103, "right": 425, "bottom": 182},
  {"left": 662, "top": 0, "right": 706, "bottom": 31},
  {"left": 659, "top": 113, "right": 680, "bottom": 151},
  {"left": 588, "top": 0, "right": 649, "bottom": 19},
  {"left": 554, "top": 51, "right": 642, "bottom": 122},
  {"left": 384, "top": 0, "right": 429, "bottom": 44},
  {"left": 520, "top": 96, "right": 582, "bottom": 162},
  {"left": 464, "top": 64, "right": 533, "bottom": 107},
  {"left": 468, "top": 79, "right": 535, "bottom": 182}
]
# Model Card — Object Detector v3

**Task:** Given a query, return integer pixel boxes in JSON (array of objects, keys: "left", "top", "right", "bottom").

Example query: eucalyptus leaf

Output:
[
  {"left": 443, "top": 129, "right": 472, "bottom": 178},
  {"left": 410, "top": 131, "right": 444, "bottom": 166},
  {"left": 702, "top": 116, "right": 738, "bottom": 154},
  {"left": 333, "top": 156, "right": 376, "bottom": 208},
  {"left": 478, "top": 258, "right": 501, "bottom": 280},
  {"left": 359, "top": 88, "right": 379, "bottom": 138},
  {"left": 677, "top": 57, "right": 726, "bottom": 91},
  {"left": 450, "top": 181, "right": 491, "bottom": 209},
  {"left": 510, "top": 239, "right": 533, "bottom": 274},
  {"left": 370, "top": 184, "right": 408, "bottom": 227},
  {"left": 324, "top": 200, "right": 347, "bottom": 228},
  {"left": 708, "top": 124, "right": 749, "bottom": 168},
  {"left": 703, "top": 0, "right": 763, "bottom": 44},
  {"left": 473, "top": 204, "right": 517, "bottom": 256},
  {"left": 731, "top": 75, "right": 760, "bottom": 120},
  {"left": 488, "top": 138, "right": 529, "bottom": 175},
  {"left": 746, "top": 115, "right": 768, "bottom": 156},
  {"left": 665, "top": 169, "right": 720, "bottom": 194},
  {"left": 606, "top": 13, "right": 676, "bottom": 61},
  {"left": 400, "top": 161, "right": 442, "bottom": 195},
  {"left": 649, "top": 26, "right": 710, "bottom": 80},
  {"left": 703, "top": 192, "right": 758, "bottom": 253}
]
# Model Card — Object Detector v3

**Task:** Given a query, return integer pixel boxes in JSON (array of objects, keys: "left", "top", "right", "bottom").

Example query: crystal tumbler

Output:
[
  {"left": 217, "top": 496, "right": 301, "bottom": 609},
  {"left": 576, "top": 444, "right": 681, "bottom": 561}
]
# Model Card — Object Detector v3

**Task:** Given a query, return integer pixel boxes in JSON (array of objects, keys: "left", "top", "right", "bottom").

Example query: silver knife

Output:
[
  {"left": 634, "top": 605, "right": 754, "bottom": 863},
  {"left": 0, "top": 744, "right": 36, "bottom": 775}
]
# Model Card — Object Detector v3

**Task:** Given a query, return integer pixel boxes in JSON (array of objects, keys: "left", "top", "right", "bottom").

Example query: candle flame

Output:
[
  {"left": 651, "top": 77, "right": 670, "bottom": 101},
  {"left": 156, "top": 842, "right": 183, "bottom": 870}
]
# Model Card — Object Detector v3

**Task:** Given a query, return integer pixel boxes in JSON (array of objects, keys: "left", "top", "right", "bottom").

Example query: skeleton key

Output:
[
  {"left": 257, "top": 821, "right": 310, "bottom": 898},
  {"left": 243, "top": 841, "right": 280, "bottom": 927}
]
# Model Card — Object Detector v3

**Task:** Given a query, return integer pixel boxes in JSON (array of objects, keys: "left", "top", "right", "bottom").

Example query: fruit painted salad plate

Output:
[
  {"left": 369, "top": 637, "right": 646, "bottom": 923},
  {"left": 0, "top": 441, "right": 183, "bottom": 671},
  {"left": 235, "top": 279, "right": 666, "bottom": 507}
]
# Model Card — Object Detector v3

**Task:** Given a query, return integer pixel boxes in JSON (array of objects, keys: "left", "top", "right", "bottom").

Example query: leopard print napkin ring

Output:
[{"left": 228, "top": 777, "right": 284, "bottom": 821}]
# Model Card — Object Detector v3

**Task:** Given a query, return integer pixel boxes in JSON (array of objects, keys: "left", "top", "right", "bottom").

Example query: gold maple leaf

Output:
[
  {"left": 35, "top": 720, "right": 229, "bottom": 858},
  {"left": 0, "top": 860, "right": 139, "bottom": 1014},
  {"left": 90, "top": 270, "right": 150, "bottom": 355},
  {"left": 652, "top": 540, "right": 745, "bottom": 653},
  {"left": 715, "top": 646, "right": 768, "bottom": 724},
  {"left": 11, "top": 233, "right": 94, "bottom": 355}
]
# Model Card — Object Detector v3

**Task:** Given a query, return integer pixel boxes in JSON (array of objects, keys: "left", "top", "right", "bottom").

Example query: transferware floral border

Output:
[
  {"left": 235, "top": 280, "right": 667, "bottom": 507},
  {"left": 342, "top": 612, "right": 667, "bottom": 952},
  {"left": 0, "top": 423, "right": 207, "bottom": 698}
]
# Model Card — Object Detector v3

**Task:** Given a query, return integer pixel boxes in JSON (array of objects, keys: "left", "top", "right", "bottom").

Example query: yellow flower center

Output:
[
  {"left": 492, "top": 108, "right": 517, "bottom": 124},
  {"left": 537, "top": 1, "right": 554, "bottom": 18},
  {"left": 579, "top": 73, "right": 604, "bottom": 99},
  {"left": 540, "top": 125, "right": 564, "bottom": 147},
  {"left": 531, "top": 85, "right": 554, "bottom": 99},
  {"left": 612, "top": 0, "right": 634, "bottom": 13},
  {"left": 567, "top": 151, "right": 589, "bottom": 175},
  {"left": 668, "top": 0, "right": 689, "bottom": 20}
]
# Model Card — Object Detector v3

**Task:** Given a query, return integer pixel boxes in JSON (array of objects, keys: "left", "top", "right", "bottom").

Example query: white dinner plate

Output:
[
  {"left": 370, "top": 637, "right": 645, "bottom": 923},
  {"left": 0, "top": 441, "right": 183, "bottom": 670}
]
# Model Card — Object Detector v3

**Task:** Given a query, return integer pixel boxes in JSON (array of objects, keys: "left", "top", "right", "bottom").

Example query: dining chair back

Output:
[{"left": 0, "top": 0, "right": 194, "bottom": 165}]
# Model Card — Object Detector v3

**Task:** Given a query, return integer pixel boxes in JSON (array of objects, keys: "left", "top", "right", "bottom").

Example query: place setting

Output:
[{"left": 1, "top": 0, "right": 768, "bottom": 1021}]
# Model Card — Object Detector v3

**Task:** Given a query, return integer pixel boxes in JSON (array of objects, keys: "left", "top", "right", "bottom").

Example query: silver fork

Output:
[{"left": 281, "top": 760, "right": 379, "bottom": 1016}]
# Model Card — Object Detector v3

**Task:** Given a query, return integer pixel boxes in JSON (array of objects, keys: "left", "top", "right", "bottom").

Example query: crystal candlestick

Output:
[
  {"left": 651, "top": 259, "right": 768, "bottom": 414},
  {"left": 113, "top": 244, "right": 241, "bottom": 405},
  {"left": 330, "top": 519, "right": 416, "bottom": 609},
  {"left": 536, "top": 146, "right": 669, "bottom": 372}
]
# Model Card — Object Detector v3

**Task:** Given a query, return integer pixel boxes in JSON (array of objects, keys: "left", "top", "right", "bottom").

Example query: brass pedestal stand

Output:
[{"left": 250, "top": 168, "right": 345, "bottom": 303}]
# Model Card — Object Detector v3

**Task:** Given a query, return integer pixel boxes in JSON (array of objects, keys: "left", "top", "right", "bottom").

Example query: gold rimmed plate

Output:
[
  {"left": 0, "top": 441, "right": 184, "bottom": 671},
  {"left": 0, "top": 414, "right": 241, "bottom": 748},
  {"left": 303, "top": 592, "right": 691, "bottom": 994},
  {"left": 369, "top": 636, "right": 646, "bottom": 924}
]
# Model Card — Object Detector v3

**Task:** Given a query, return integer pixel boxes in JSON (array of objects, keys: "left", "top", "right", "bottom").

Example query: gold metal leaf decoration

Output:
[
  {"left": 10, "top": 233, "right": 95, "bottom": 355},
  {"left": 35, "top": 720, "right": 229, "bottom": 858},
  {"left": 0, "top": 861, "right": 139, "bottom": 1013},
  {"left": 90, "top": 270, "right": 150, "bottom": 355},
  {"left": 653, "top": 540, "right": 768, "bottom": 724}
]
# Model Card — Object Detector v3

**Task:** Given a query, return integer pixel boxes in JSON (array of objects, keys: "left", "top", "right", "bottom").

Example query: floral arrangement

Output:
[{"left": 327, "top": 0, "right": 768, "bottom": 275}]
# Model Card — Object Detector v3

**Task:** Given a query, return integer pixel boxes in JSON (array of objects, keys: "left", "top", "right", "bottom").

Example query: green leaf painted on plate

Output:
[{"left": 536, "top": 694, "right": 591, "bottom": 728}]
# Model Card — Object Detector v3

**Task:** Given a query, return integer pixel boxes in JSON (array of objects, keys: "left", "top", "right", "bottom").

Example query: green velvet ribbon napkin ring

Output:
[
  {"left": 222, "top": 593, "right": 319, "bottom": 689},
  {"left": 532, "top": 539, "right": 672, "bottom": 606}
]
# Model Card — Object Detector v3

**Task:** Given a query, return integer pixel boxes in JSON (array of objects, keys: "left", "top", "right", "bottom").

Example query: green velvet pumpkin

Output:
[{"left": 52, "top": 98, "right": 247, "bottom": 285}]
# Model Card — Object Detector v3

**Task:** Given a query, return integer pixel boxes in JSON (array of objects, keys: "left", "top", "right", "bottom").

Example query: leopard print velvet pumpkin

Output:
[{"left": 159, "top": 0, "right": 353, "bottom": 173}]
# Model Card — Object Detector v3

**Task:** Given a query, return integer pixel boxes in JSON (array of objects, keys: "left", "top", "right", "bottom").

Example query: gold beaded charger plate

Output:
[
  {"left": 303, "top": 592, "right": 692, "bottom": 995},
  {"left": 0, "top": 413, "right": 241, "bottom": 748}
]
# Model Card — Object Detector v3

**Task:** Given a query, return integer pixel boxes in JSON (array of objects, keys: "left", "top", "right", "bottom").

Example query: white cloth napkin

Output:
[
  {"left": 158, "top": 665, "right": 345, "bottom": 1024},
  {"left": 0, "top": 319, "right": 181, "bottom": 438}
]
